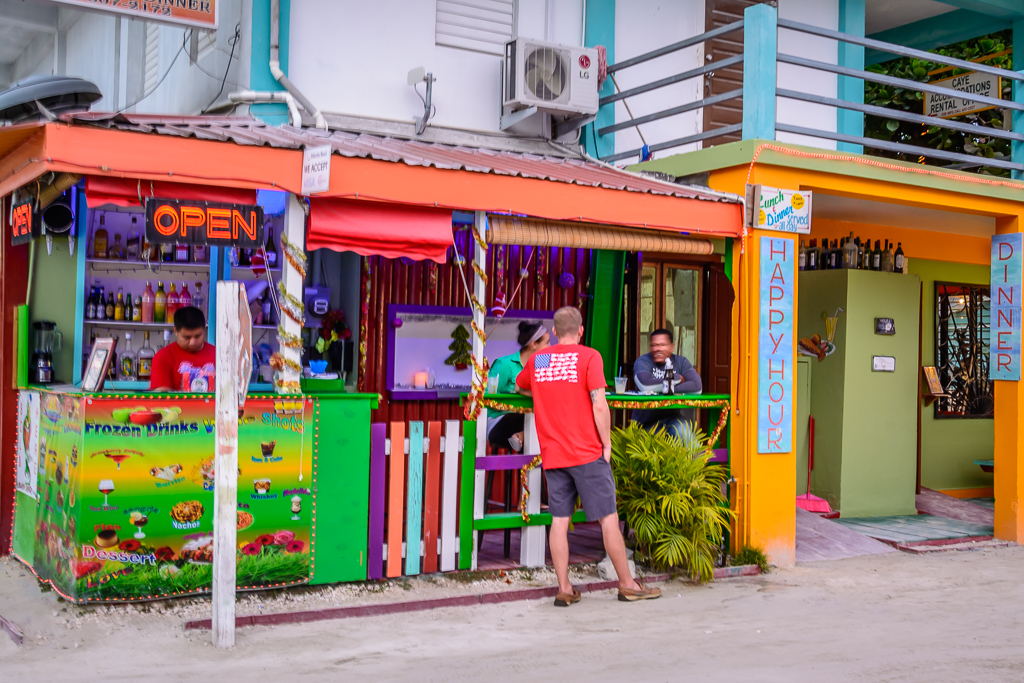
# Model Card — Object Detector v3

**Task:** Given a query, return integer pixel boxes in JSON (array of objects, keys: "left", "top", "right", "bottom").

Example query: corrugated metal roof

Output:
[{"left": 62, "top": 112, "right": 741, "bottom": 204}]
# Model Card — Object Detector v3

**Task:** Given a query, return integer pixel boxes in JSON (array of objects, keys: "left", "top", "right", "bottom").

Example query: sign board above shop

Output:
[
  {"left": 145, "top": 198, "right": 264, "bottom": 249},
  {"left": 745, "top": 184, "right": 811, "bottom": 235},
  {"left": 301, "top": 145, "right": 332, "bottom": 195},
  {"left": 10, "top": 198, "right": 40, "bottom": 246},
  {"left": 991, "top": 233, "right": 1022, "bottom": 381},
  {"left": 924, "top": 70, "right": 1000, "bottom": 119},
  {"left": 50, "top": 0, "right": 218, "bottom": 29}
]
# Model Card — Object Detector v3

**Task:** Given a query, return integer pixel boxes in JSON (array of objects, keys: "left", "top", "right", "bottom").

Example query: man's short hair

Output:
[
  {"left": 174, "top": 306, "right": 206, "bottom": 331},
  {"left": 553, "top": 306, "right": 583, "bottom": 338},
  {"left": 650, "top": 327, "right": 674, "bottom": 343}
]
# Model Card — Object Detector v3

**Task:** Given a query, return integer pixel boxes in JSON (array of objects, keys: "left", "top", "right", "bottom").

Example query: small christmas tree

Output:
[{"left": 445, "top": 323, "right": 472, "bottom": 370}]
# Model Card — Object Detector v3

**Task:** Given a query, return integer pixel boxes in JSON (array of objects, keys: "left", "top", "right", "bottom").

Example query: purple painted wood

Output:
[
  {"left": 475, "top": 454, "right": 537, "bottom": 471},
  {"left": 367, "top": 423, "right": 387, "bottom": 580},
  {"left": 709, "top": 449, "right": 728, "bottom": 463}
]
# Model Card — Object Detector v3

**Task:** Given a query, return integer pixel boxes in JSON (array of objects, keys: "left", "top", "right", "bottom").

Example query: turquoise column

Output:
[
  {"left": 741, "top": 3, "right": 777, "bottom": 141},
  {"left": 837, "top": 0, "right": 865, "bottom": 153},
  {"left": 1014, "top": 19, "right": 1024, "bottom": 180},
  {"left": 249, "top": 0, "right": 291, "bottom": 125},
  {"left": 583, "top": 0, "right": 615, "bottom": 159}
]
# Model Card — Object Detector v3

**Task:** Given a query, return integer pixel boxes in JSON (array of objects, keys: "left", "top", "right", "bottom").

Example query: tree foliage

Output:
[
  {"left": 864, "top": 31, "right": 1012, "bottom": 176},
  {"left": 610, "top": 422, "right": 734, "bottom": 582}
]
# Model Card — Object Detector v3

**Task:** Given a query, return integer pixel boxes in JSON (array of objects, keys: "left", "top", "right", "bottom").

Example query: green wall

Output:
[
  {"left": 799, "top": 270, "right": 920, "bottom": 517},
  {"left": 29, "top": 240, "right": 79, "bottom": 384},
  {"left": 910, "top": 259, "right": 994, "bottom": 493}
]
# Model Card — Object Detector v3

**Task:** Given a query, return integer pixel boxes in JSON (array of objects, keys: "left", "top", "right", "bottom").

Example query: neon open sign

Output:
[
  {"left": 11, "top": 199, "right": 38, "bottom": 246},
  {"left": 144, "top": 198, "right": 264, "bottom": 248}
]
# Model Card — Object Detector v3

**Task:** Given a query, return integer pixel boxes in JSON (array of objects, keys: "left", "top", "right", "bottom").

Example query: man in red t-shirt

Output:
[
  {"left": 149, "top": 306, "right": 216, "bottom": 392},
  {"left": 517, "top": 306, "right": 660, "bottom": 606}
]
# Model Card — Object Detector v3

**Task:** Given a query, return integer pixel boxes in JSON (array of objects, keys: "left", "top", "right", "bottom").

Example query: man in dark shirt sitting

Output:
[{"left": 632, "top": 328, "right": 703, "bottom": 439}]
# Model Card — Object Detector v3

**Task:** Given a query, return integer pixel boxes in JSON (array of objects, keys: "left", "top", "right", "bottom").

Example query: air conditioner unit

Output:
[{"left": 503, "top": 38, "right": 599, "bottom": 117}]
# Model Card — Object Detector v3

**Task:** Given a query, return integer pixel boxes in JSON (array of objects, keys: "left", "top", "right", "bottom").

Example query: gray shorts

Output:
[{"left": 544, "top": 456, "right": 618, "bottom": 521}]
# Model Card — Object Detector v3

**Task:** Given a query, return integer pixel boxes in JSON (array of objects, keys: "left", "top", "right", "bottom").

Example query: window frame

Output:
[{"left": 934, "top": 280, "right": 993, "bottom": 420}]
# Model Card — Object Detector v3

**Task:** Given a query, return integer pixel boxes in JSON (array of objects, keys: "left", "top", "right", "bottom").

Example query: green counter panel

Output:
[
  {"left": 309, "top": 395, "right": 376, "bottom": 584},
  {"left": 12, "top": 492, "right": 36, "bottom": 563}
]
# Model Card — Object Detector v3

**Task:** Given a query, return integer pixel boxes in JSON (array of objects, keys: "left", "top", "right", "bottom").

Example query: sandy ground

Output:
[{"left": 2, "top": 547, "right": 1023, "bottom": 682}]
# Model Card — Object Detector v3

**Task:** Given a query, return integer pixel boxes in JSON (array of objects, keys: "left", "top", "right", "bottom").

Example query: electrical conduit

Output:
[{"left": 270, "top": 0, "right": 327, "bottom": 130}]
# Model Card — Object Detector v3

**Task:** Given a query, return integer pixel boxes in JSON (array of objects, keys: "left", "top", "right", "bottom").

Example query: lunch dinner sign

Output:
[
  {"left": 758, "top": 236, "right": 794, "bottom": 453},
  {"left": 991, "top": 234, "right": 1023, "bottom": 381}
]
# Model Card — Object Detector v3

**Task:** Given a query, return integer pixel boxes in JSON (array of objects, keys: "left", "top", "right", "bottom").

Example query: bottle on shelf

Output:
[
  {"left": 83, "top": 332, "right": 95, "bottom": 375},
  {"left": 138, "top": 331, "right": 155, "bottom": 382},
  {"left": 179, "top": 282, "right": 192, "bottom": 309},
  {"left": 861, "top": 238, "right": 872, "bottom": 270},
  {"left": 109, "top": 234, "right": 124, "bottom": 260},
  {"left": 895, "top": 242, "right": 905, "bottom": 272},
  {"left": 154, "top": 282, "right": 167, "bottom": 323},
  {"left": 114, "top": 288, "right": 125, "bottom": 321},
  {"left": 193, "top": 242, "right": 208, "bottom": 263},
  {"left": 239, "top": 248, "right": 251, "bottom": 267},
  {"left": 830, "top": 240, "right": 840, "bottom": 270},
  {"left": 175, "top": 241, "right": 190, "bottom": 263},
  {"left": 94, "top": 215, "right": 108, "bottom": 259},
  {"left": 106, "top": 343, "right": 118, "bottom": 384},
  {"left": 261, "top": 289, "right": 272, "bottom": 325},
  {"left": 807, "top": 239, "right": 818, "bottom": 271},
  {"left": 160, "top": 241, "right": 173, "bottom": 263},
  {"left": 86, "top": 287, "right": 97, "bottom": 320},
  {"left": 105, "top": 290, "right": 115, "bottom": 320},
  {"left": 95, "top": 287, "right": 105, "bottom": 321},
  {"left": 799, "top": 240, "right": 807, "bottom": 271},
  {"left": 166, "top": 282, "right": 179, "bottom": 321},
  {"left": 124, "top": 292, "right": 133, "bottom": 322},
  {"left": 162, "top": 330, "right": 172, "bottom": 351},
  {"left": 119, "top": 333, "right": 137, "bottom": 381},
  {"left": 265, "top": 226, "right": 278, "bottom": 269},
  {"left": 192, "top": 282, "right": 205, "bottom": 315},
  {"left": 133, "top": 295, "right": 143, "bottom": 322},
  {"left": 126, "top": 216, "right": 141, "bottom": 260},
  {"left": 881, "top": 240, "right": 894, "bottom": 273},
  {"left": 872, "top": 240, "right": 882, "bottom": 271},
  {"left": 843, "top": 234, "right": 858, "bottom": 269},
  {"left": 141, "top": 282, "right": 155, "bottom": 323}
]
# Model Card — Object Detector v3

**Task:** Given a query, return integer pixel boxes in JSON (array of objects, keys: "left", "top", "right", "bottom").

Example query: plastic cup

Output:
[
  {"left": 486, "top": 374, "right": 500, "bottom": 394},
  {"left": 614, "top": 377, "right": 627, "bottom": 394}
]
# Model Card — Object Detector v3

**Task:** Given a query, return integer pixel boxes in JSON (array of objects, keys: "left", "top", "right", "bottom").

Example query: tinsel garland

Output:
[
  {"left": 279, "top": 232, "right": 308, "bottom": 279},
  {"left": 518, "top": 454, "right": 543, "bottom": 522},
  {"left": 536, "top": 246, "right": 546, "bottom": 299},
  {"left": 276, "top": 281, "right": 306, "bottom": 325},
  {"left": 277, "top": 325, "right": 302, "bottom": 349},
  {"left": 269, "top": 352, "right": 302, "bottom": 374},
  {"left": 359, "top": 259, "right": 371, "bottom": 389}
]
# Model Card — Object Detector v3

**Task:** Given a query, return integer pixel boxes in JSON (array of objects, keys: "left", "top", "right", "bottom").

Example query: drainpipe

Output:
[
  {"left": 270, "top": 0, "right": 327, "bottom": 130},
  {"left": 229, "top": 90, "right": 302, "bottom": 127}
]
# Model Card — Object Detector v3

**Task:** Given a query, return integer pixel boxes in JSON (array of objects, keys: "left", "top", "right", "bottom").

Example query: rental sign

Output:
[
  {"left": 991, "top": 234, "right": 1022, "bottom": 381},
  {"left": 145, "top": 198, "right": 264, "bottom": 249},
  {"left": 758, "top": 236, "right": 794, "bottom": 453}
]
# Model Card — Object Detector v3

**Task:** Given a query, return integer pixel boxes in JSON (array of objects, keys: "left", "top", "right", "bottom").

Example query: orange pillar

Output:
[
  {"left": 993, "top": 214, "right": 1024, "bottom": 543},
  {"left": 731, "top": 230, "right": 798, "bottom": 567}
]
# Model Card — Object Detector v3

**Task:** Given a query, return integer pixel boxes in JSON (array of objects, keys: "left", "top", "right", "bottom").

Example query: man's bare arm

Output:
[
  {"left": 518, "top": 387, "right": 532, "bottom": 397},
  {"left": 591, "top": 387, "right": 612, "bottom": 461}
]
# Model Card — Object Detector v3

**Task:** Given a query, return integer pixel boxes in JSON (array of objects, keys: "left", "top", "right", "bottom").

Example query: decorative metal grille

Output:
[{"left": 935, "top": 283, "right": 993, "bottom": 419}]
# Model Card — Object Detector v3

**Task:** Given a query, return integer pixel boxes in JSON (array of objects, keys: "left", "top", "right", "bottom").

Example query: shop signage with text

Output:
[
  {"left": 758, "top": 236, "right": 794, "bottom": 453},
  {"left": 50, "top": 0, "right": 218, "bottom": 29},
  {"left": 924, "top": 71, "right": 1000, "bottom": 119},
  {"left": 301, "top": 145, "right": 332, "bottom": 195},
  {"left": 746, "top": 184, "right": 811, "bottom": 235},
  {"left": 145, "top": 198, "right": 264, "bottom": 249},
  {"left": 991, "top": 234, "right": 1022, "bottom": 381},
  {"left": 11, "top": 199, "right": 40, "bottom": 246}
]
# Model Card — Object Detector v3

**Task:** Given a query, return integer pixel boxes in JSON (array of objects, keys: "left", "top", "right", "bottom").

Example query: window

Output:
[
  {"left": 435, "top": 0, "right": 514, "bottom": 56},
  {"left": 637, "top": 262, "right": 702, "bottom": 368},
  {"left": 191, "top": 29, "right": 216, "bottom": 63},
  {"left": 144, "top": 23, "right": 160, "bottom": 95},
  {"left": 935, "top": 283, "right": 993, "bottom": 419}
]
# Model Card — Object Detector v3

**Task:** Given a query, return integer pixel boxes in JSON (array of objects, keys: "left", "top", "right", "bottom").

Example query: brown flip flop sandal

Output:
[{"left": 554, "top": 588, "right": 582, "bottom": 607}]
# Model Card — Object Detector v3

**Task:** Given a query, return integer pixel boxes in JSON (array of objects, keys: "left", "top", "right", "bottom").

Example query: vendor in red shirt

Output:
[{"left": 149, "top": 306, "right": 216, "bottom": 392}]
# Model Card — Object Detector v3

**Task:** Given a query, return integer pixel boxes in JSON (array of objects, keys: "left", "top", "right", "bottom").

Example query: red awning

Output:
[
  {"left": 84, "top": 176, "right": 258, "bottom": 208},
  {"left": 308, "top": 198, "right": 452, "bottom": 262}
]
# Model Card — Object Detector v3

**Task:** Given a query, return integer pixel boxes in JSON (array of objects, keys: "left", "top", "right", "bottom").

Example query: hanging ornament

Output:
[
  {"left": 428, "top": 261, "right": 438, "bottom": 294},
  {"left": 491, "top": 292, "right": 507, "bottom": 319},
  {"left": 558, "top": 271, "right": 575, "bottom": 289},
  {"left": 519, "top": 267, "right": 529, "bottom": 279},
  {"left": 250, "top": 248, "right": 267, "bottom": 277},
  {"left": 536, "top": 247, "right": 547, "bottom": 300},
  {"left": 392, "top": 317, "right": 404, "bottom": 328}
]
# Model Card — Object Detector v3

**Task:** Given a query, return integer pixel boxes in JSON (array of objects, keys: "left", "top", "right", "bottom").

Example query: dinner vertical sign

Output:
[
  {"left": 991, "top": 234, "right": 1023, "bottom": 381},
  {"left": 758, "top": 236, "right": 794, "bottom": 453}
]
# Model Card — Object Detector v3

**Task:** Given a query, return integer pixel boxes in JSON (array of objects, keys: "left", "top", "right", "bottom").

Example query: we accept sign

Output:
[
  {"left": 991, "top": 234, "right": 1023, "bottom": 381},
  {"left": 758, "top": 237, "right": 794, "bottom": 453}
]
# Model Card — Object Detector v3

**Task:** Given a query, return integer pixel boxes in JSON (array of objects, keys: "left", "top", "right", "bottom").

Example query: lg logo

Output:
[{"left": 578, "top": 55, "right": 591, "bottom": 69}]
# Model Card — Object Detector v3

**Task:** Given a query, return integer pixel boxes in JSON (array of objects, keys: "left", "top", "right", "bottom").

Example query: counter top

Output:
[
  {"left": 462, "top": 392, "right": 730, "bottom": 409},
  {"left": 23, "top": 384, "right": 379, "bottom": 406}
]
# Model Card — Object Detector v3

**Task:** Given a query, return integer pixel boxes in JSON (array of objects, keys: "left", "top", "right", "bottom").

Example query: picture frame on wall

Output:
[{"left": 82, "top": 337, "right": 117, "bottom": 393}]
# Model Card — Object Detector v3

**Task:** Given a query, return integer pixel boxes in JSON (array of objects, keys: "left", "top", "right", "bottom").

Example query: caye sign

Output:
[
  {"left": 991, "top": 234, "right": 1022, "bottom": 381},
  {"left": 145, "top": 198, "right": 263, "bottom": 249},
  {"left": 10, "top": 199, "right": 39, "bottom": 246},
  {"left": 758, "top": 236, "right": 794, "bottom": 453}
]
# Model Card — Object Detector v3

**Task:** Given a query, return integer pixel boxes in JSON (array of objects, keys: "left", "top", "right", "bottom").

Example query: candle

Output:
[{"left": 414, "top": 372, "right": 428, "bottom": 388}]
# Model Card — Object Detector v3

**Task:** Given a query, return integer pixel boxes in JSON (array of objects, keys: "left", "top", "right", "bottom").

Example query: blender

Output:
[{"left": 31, "top": 321, "right": 62, "bottom": 384}]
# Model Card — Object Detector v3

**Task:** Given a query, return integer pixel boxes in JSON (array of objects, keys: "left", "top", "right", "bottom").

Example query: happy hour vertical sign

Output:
[
  {"left": 991, "top": 234, "right": 1023, "bottom": 380},
  {"left": 758, "top": 237, "right": 794, "bottom": 453}
]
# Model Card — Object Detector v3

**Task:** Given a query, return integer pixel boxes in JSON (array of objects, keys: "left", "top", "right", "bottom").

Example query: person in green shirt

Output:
[{"left": 487, "top": 321, "right": 550, "bottom": 452}]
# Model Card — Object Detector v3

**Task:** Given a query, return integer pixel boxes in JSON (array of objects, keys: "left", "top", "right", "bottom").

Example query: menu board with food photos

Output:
[{"left": 15, "top": 392, "right": 315, "bottom": 603}]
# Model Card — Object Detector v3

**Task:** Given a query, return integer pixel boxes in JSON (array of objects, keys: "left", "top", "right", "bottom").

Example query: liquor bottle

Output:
[
  {"left": 860, "top": 238, "right": 871, "bottom": 270},
  {"left": 124, "top": 293, "right": 133, "bottom": 323},
  {"left": 109, "top": 234, "right": 125, "bottom": 260},
  {"left": 126, "top": 216, "right": 141, "bottom": 260},
  {"left": 837, "top": 238, "right": 846, "bottom": 269},
  {"left": 94, "top": 215, "right": 108, "bottom": 259},
  {"left": 83, "top": 332, "right": 95, "bottom": 375},
  {"left": 193, "top": 242, "right": 208, "bottom": 263},
  {"left": 175, "top": 241, "right": 190, "bottom": 263},
  {"left": 119, "top": 333, "right": 137, "bottom": 381},
  {"left": 106, "top": 343, "right": 118, "bottom": 384},
  {"left": 662, "top": 355, "right": 674, "bottom": 395},
  {"left": 192, "top": 282, "right": 205, "bottom": 315},
  {"left": 265, "top": 227, "right": 278, "bottom": 269},
  {"left": 162, "top": 330, "right": 172, "bottom": 351},
  {"left": 86, "top": 287, "right": 97, "bottom": 320},
  {"left": 96, "top": 287, "right": 105, "bottom": 321},
  {"left": 798, "top": 240, "right": 806, "bottom": 271},
  {"left": 138, "top": 332, "right": 155, "bottom": 382},
  {"left": 830, "top": 240, "right": 840, "bottom": 270},
  {"left": 105, "top": 291, "right": 115, "bottom": 320},
  {"left": 807, "top": 239, "right": 818, "bottom": 271},
  {"left": 881, "top": 240, "right": 894, "bottom": 273},
  {"left": 239, "top": 248, "right": 251, "bottom": 267},
  {"left": 160, "top": 241, "right": 173, "bottom": 263},
  {"left": 262, "top": 289, "right": 272, "bottom": 324},
  {"left": 141, "top": 282, "right": 155, "bottom": 323},
  {"left": 154, "top": 282, "right": 167, "bottom": 323},
  {"left": 166, "top": 282, "right": 179, "bottom": 321},
  {"left": 871, "top": 240, "right": 881, "bottom": 271},
  {"left": 114, "top": 288, "right": 125, "bottom": 321},
  {"left": 179, "top": 282, "right": 192, "bottom": 309},
  {"left": 133, "top": 295, "right": 142, "bottom": 322},
  {"left": 895, "top": 242, "right": 905, "bottom": 272},
  {"left": 843, "top": 235, "right": 858, "bottom": 269}
]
